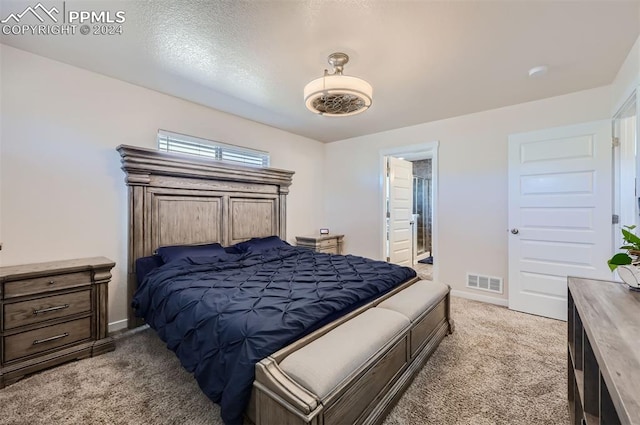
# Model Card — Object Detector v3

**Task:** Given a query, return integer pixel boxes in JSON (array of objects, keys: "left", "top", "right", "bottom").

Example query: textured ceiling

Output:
[{"left": 1, "top": 0, "right": 639, "bottom": 142}]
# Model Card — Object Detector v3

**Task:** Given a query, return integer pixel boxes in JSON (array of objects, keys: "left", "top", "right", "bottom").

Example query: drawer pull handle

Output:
[
  {"left": 33, "top": 304, "right": 69, "bottom": 315},
  {"left": 48, "top": 280, "right": 55, "bottom": 285},
  {"left": 33, "top": 332, "right": 69, "bottom": 345}
]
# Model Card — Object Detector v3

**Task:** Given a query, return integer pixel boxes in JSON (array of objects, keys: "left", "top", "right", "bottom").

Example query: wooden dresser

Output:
[
  {"left": 567, "top": 276, "right": 640, "bottom": 425},
  {"left": 295, "top": 234, "right": 344, "bottom": 255},
  {"left": 0, "top": 257, "right": 115, "bottom": 388}
]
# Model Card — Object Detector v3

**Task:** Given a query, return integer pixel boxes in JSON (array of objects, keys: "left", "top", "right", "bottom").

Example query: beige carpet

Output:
[
  {"left": 412, "top": 263, "right": 433, "bottom": 281},
  {"left": 0, "top": 297, "right": 568, "bottom": 425}
]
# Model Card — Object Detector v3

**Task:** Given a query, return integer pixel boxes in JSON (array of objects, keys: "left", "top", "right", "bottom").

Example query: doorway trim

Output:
[
  {"left": 379, "top": 141, "right": 439, "bottom": 281},
  {"left": 612, "top": 89, "right": 638, "bottom": 258}
]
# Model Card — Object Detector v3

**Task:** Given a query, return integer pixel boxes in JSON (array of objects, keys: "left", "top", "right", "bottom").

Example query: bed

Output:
[{"left": 118, "top": 145, "right": 453, "bottom": 425}]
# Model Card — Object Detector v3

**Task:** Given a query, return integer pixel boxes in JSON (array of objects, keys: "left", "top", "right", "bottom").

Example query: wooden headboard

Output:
[{"left": 117, "top": 145, "right": 294, "bottom": 328}]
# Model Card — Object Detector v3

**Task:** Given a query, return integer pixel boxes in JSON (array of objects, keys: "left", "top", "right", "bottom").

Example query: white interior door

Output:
[
  {"left": 387, "top": 157, "right": 413, "bottom": 266},
  {"left": 508, "top": 121, "right": 612, "bottom": 320}
]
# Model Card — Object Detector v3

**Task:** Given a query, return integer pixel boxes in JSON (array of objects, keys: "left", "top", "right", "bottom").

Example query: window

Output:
[{"left": 157, "top": 130, "right": 270, "bottom": 167}]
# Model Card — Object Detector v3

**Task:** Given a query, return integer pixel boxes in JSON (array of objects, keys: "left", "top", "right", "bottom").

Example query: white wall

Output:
[
  {"left": 3, "top": 33, "right": 637, "bottom": 324},
  {"left": 0, "top": 45, "right": 325, "bottom": 331},
  {"left": 325, "top": 86, "right": 612, "bottom": 302},
  {"left": 611, "top": 35, "right": 640, "bottom": 114}
]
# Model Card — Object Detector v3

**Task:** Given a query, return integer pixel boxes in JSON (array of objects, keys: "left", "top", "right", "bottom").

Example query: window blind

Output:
[{"left": 157, "top": 130, "right": 270, "bottom": 167}]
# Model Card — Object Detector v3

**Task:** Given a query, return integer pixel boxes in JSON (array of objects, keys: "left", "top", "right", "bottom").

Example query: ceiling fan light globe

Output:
[{"left": 303, "top": 73, "right": 372, "bottom": 116}]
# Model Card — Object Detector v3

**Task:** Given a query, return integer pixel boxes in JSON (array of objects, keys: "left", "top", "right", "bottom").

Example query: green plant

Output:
[{"left": 608, "top": 224, "right": 640, "bottom": 271}]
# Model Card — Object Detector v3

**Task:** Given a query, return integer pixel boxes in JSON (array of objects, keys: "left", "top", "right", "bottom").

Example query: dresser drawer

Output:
[
  {"left": 4, "top": 317, "right": 91, "bottom": 362},
  {"left": 317, "top": 239, "right": 337, "bottom": 248},
  {"left": 318, "top": 246, "right": 339, "bottom": 254},
  {"left": 3, "top": 271, "right": 91, "bottom": 299},
  {"left": 4, "top": 290, "right": 91, "bottom": 330},
  {"left": 296, "top": 235, "right": 343, "bottom": 255}
]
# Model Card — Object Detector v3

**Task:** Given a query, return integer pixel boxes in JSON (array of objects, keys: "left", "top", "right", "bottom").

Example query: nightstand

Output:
[
  {"left": 0, "top": 257, "right": 115, "bottom": 388},
  {"left": 296, "top": 234, "right": 344, "bottom": 255}
]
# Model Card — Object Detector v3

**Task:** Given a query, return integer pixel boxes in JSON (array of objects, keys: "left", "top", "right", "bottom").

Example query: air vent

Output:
[{"left": 467, "top": 273, "right": 503, "bottom": 294}]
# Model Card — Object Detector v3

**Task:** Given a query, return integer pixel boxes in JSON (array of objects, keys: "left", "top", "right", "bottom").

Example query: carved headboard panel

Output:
[{"left": 117, "top": 145, "right": 294, "bottom": 327}]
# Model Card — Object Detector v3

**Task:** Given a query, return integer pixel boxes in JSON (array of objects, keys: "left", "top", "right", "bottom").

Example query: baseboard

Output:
[
  {"left": 108, "top": 319, "right": 129, "bottom": 334},
  {"left": 450, "top": 290, "right": 508, "bottom": 307}
]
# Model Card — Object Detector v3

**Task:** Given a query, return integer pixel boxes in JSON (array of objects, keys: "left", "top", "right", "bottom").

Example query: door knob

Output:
[{"left": 511, "top": 228, "right": 519, "bottom": 235}]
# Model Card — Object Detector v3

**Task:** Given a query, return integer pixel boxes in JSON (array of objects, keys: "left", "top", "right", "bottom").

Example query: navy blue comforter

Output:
[{"left": 132, "top": 246, "right": 416, "bottom": 424}]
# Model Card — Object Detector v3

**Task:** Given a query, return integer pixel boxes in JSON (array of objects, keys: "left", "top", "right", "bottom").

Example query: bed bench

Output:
[{"left": 250, "top": 280, "right": 453, "bottom": 425}]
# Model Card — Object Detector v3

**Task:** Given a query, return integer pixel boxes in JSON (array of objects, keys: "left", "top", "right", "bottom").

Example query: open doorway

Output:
[
  {"left": 380, "top": 141, "right": 439, "bottom": 281},
  {"left": 412, "top": 159, "right": 433, "bottom": 264},
  {"left": 612, "top": 91, "right": 638, "bottom": 254}
]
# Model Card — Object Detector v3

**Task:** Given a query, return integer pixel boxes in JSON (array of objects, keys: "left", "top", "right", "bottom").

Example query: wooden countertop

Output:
[
  {"left": 568, "top": 276, "right": 640, "bottom": 424},
  {"left": 0, "top": 257, "right": 115, "bottom": 282},
  {"left": 295, "top": 234, "right": 344, "bottom": 242}
]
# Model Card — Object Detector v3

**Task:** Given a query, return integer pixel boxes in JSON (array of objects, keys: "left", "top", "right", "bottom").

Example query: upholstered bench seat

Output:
[
  {"left": 279, "top": 307, "right": 410, "bottom": 398},
  {"left": 377, "top": 281, "right": 449, "bottom": 321},
  {"left": 252, "top": 279, "right": 453, "bottom": 425}
]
